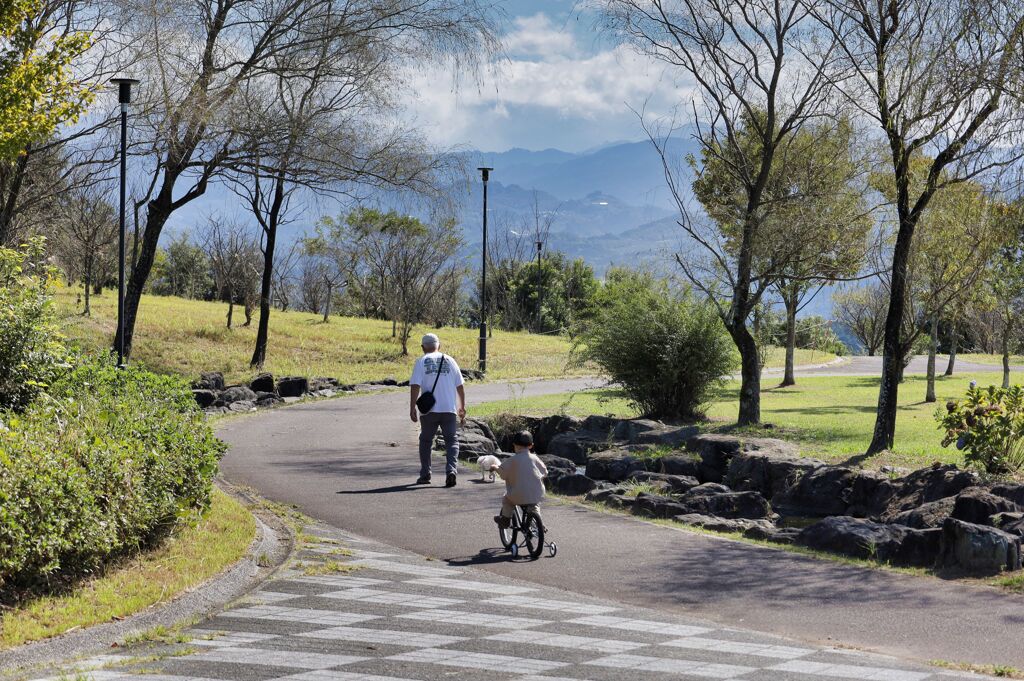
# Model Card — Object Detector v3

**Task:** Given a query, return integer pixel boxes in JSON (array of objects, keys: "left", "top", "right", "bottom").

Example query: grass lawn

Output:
[
  {"left": 956, "top": 353, "right": 1024, "bottom": 367},
  {"left": 471, "top": 371, "right": 1018, "bottom": 469},
  {"left": 55, "top": 287, "right": 835, "bottom": 384},
  {"left": 0, "top": 489, "right": 255, "bottom": 649}
]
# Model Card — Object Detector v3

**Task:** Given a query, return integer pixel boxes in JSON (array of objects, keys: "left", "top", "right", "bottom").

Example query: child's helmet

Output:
[{"left": 512, "top": 430, "right": 534, "bottom": 447}]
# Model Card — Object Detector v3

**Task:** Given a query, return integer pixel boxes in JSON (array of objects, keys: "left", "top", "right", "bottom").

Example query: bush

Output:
[
  {"left": 938, "top": 385, "right": 1024, "bottom": 474},
  {"left": 0, "top": 239, "right": 66, "bottom": 411},
  {"left": 572, "top": 273, "right": 736, "bottom": 420},
  {"left": 0, "top": 357, "right": 224, "bottom": 596}
]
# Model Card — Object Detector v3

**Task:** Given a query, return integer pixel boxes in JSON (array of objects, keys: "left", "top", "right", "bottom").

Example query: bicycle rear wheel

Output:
[{"left": 521, "top": 509, "right": 544, "bottom": 560}]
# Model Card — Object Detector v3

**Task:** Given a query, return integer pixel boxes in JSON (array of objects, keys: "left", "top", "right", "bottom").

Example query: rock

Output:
[
  {"left": 659, "top": 454, "right": 704, "bottom": 479},
  {"left": 771, "top": 466, "right": 860, "bottom": 517},
  {"left": 254, "top": 391, "right": 284, "bottom": 407},
  {"left": 535, "top": 415, "right": 584, "bottom": 454},
  {"left": 221, "top": 385, "right": 257, "bottom": 404},
  {"left": 889, "top": 497, "right": 956, "bottom": 529},
  {"left": 277, "top": 376, "right": 310, "bottom": 398},
  {"left": 940, "top": 518, "right": 1023, "bottom": 574},
  {"left": 249, "top": 372, "right": 275, "bottom": 393},
  {"left": 451, "top": 432, "right": 496, "bottom": 460},
  {"left": 992, "top": 483, "right": 1024, "bottom": 506},
  {"left": 679, "top": 490, "right": 774, "bottom": 520},
  {"left": 672, "top": 513, "right": 775, "bottom": 534},
  {"left": 552, "top": 473, "right": 598, "bottom": 495},
  {"left": 547, "top": 430, "right": 617, "bottom": 464},
  {"left": 797, "top": 516, "right": 936, "bottom": 566},
  {"left": 686, "top": 435, "right": 799, "bottom": 483},
  {"left": 743, "top": 525, "right": 801, "bottom": 545},
  {"left": 612, "top": 419, "right": 663, "bottom": 441},
  {"left": 461, "top": 368, "right": 485, "bottom": 381},
  {"left": 993, "top": 513, "right": 1024, "bottom": 539},
  {"left": 877, "top": 463, "right": 979, "bottom": 518},
  {"left": 309, "top": 377, "right": 341, "bottom": 392},
  {"left": 726, "top": 451, "right": 825, "bottom": 501},
  {"left": 633, "top": 425, "right": 701, "bottom": 447},
  {"left": 633, "top": 493, "right": 690, "bottom": 519},
  {"left": 602, "top": 493, "right": 634, "bottom": 510},
  {"left": 844, "top": 470, "right": 891, "bottom": 518},
  {"left": 227, "top": 400, "right": 256, "bottom": 413},
  {"left": 192, "top": 371, "right": 225, "bottom": 391},
  {"left": 191, "top": 389, "right": 218, "bottom": 408},
  {"left": 582, "top": 415, "right": 618, "bottom": 434},
  {"left": 537, "top": 454, "right": 577, "bottom": 476},
  {"left": 685, "top": 482, "right": 731, "bottom": 496},
  {"left": 951, "top": 488, "right": 1022, "bottom": 526},
  {"left": 629, "top": 471, "right": 700, "bottom": 494},
  {"left": 585, "top": 485, "right": 626, "bottom": 503},
  {"left": 463, "top": 417, "right": 497, "bottom": 443},
  {"left": 585, "top": 451, "right": 648, "bottom": 482}
]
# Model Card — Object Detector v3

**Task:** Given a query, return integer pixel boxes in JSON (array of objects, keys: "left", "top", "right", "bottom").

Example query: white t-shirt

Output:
[{"left": 410, "top": 352, "right": 464, "bottom": 414}]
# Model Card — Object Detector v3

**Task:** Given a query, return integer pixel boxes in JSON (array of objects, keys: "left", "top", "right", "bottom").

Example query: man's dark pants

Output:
[{"left": 418, "top": 411, "right": 459, "bottom": 478}]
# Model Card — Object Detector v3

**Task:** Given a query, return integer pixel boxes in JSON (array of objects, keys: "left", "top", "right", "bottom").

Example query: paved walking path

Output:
[{"left": 23, "top": 521, "right": 992, "bottom": 681}]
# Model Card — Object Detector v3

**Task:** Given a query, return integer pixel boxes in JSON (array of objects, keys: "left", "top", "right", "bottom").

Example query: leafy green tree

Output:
[
  {"left": 981, "top": 202, "right": 1024, "bottom": 388},
  {"left": 151, "top": 233, "right": 213, "bottom": 300}
]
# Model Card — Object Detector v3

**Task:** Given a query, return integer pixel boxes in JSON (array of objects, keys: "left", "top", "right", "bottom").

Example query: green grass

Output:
[
  {"left": 957, "top": 353, "right": 1024, "bottom": 367},
  {"left": 472, "top": 371, "right": 1024, "bottom": 469},
  {"left": 0, "top": 489, "right": 255, "bottom": 649}
]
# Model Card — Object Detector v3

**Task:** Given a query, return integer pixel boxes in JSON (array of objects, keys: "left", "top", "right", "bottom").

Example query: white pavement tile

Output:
[
  {"left": 663, "top": 636, "right": 814, "bottom": 659},
  {"left": 191, "top": 647, "right": 368, "bottom": 669},
  {"left": 587, "top": 653, "right": 756, "bottom": 678},
  {"left": 221, "top": 605, "right": 379, "bottom": 626},
  {"left": 481, "top": 594, "right": 618, "bottom": 615},
  {"left": 276, "top": 672, "right": 419, "bottom": 681},
  {"left": 349, "top": 559, "right": 460, "bottom": 577},
  {"left": 186, "top": 629, "right": 281, "bottom": 647},
  {"left": 388, "top": 647, "right": 568, "bottom": 674},
  {"left": 403, "top": 577, "right": 535, "bottom": 594},
  {"left": 568, "top": 614, "right": 714, "bottom": 638},
  {"left": 298, "top": 625, "right": 467, "bottom": 648},
  {"left": 244, "top": 590, "right": 302, "bottom": 603},
  {"left": 396, "top": 608, "right": 550, "bottom": 629},
  {"left": 769, "top": 660, "right": 932, "bottom": 681},
  {"left": 485, "top": 630, "right": 647, "bottom": 653},
  {"left": 318, "top": 587, "right": 464, "bottom": 608},
  {"left": 289, "top": 575, "right": 393, "bottom": 588}
]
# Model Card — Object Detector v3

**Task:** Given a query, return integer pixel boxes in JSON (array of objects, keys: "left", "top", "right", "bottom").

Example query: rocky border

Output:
[
  {"left": 466, "top": 413, "right": 1024, "bottom": 577},
  {"left": 0, "top": 481, "right": 293, "bottom": 675}
]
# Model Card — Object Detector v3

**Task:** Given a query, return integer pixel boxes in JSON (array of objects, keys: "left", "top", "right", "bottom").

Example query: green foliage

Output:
[
  {"left": 150, "top": 234, "right": 213, "bottom": 300},
  {"left": 938, "top": 386, "right": 1024, "bottom": 474},
  {"left": 572, "top": 271, "right": 737, "bottom": 420},
  {"left": 0, "top": 357, "right": 224, "bottom": 596},
  {"left": 0, "top": 239, "right": 66, "bottom": 410}
]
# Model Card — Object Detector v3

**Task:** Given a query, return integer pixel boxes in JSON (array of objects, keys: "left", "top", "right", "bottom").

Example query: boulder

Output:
[
  {"left": 193, "top": 371, "right": 225, "bottom": 391},
  {"left": 612, "top": 419, "right": 663, "bottom": 442},
  {"left": 993, "top": 513, "right": 1024, "bottom": 539},
  {"left": 602, "top": 493, "right": 635, "bottom": 510},
  {"left": 633, "top": 492, "right": 690, "bottom": 519},
  {"left": 951, "top": 488, "right": 1022, "bottom": 526},
  {"left": 876, "top": 463, "right": 979, "bottom": 518},
  {"left": 309, "top": 377, "right": 341, "bottom": 392},
  {"left": 537, "top": 454, "right": 577, "bottom": 476},
  {"left": 585, "top": 485, "right": 626, "bottom": 503},
  {"left": 461, "top": 368, "right": 485, "bottom": 381},
  {"left": 743, "top": 525, "right": 801, "bottom": 545},
  {"left": 582, "top": 414, "right": 619, "bottom": 435},
  {"left": 221, "top": 385, "right": 257, "bottom": 404},
  {"left": 535, "top": 415, "right": 584, "bottom": 454},
  {"left": 552, "top": 473, "right": 598, "bottom": 496},
  {"left": 797, "top": 516, "right": 937, "bottom": 566},
  {"left": 940, "top": 518, "right": 1022, "bottom": 574},
  {"left": 191, "top": 389, "right": 218, "bottom": 409},
  {"left": 726, "top": 451, "right": 825, "bottom": 502},
  {"left": 685, "top": 482, "right": 731, "bottom": 497},
  {"left": 547, "top": 430, "right": 616, "bottom": 464},
  {"left": 658, "top": 454, "right": 704, "bottom": 479},
  {"left": 453, "top": 432, "right": 497, "bottom": 460},
  {"left": 227, "top": 400, "right": 256, "bottom": 413},
  {"left": 672, "top": 513, "right": 775, "bottom": 535},
  {"left": 771, "top": 466, "right": 860, "bottom": 517},
  {"left": 992, "top": 483, "right": 1024, "bottom": 507},
  {"left": 254, "top": 391, "right": 284, "bottom": 407},
  {"left": 889, "top": 497, "right": 957, "bottom": 529},
  {"left": 679, "top": 490, "right": 774, "bottom": 520},
  {"left": 463, "top": 417, "right": 497, "bottom": 443},
  {"left": 686, "top": 435, "right": 799, "bottom": 483},
  {"left": 249, "top": 372, "right": 275, "bottom": 393},
  {"left": 585, "top": 452, "right": 648, "bottom": 482},
  {"left": 844, "top": 470, "right": 892, "bottom": 518},
  {"left": 629, "top": 471, "right": 700, "bottom": 494},
  {"left": 277, "top": 376, "right": 310, "bottom": 398},
  {"left": 631, "top": 425, "right": 701, "bottom": 447}
]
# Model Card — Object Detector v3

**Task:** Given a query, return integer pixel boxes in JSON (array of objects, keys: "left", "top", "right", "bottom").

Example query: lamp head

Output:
[
  {"left": 110, "top": 77, "right": 140, "bottom": 105},
  {"left": 477, "top": 167, "right": 493, "bottom": 182}
]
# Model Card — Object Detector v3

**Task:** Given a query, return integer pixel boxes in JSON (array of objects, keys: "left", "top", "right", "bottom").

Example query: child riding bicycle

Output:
[{"left": 491, "top": 430, "right": 548, "bottom": 530}]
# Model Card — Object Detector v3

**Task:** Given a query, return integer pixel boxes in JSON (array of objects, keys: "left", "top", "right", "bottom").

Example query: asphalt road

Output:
[{"left": 218, "top": 367, "right": 1024, "bottom": 670}]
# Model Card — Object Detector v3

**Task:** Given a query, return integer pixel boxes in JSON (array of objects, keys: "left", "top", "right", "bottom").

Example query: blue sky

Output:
[{"left": 406, "top": 1, "right": 693, "bottom": 153}]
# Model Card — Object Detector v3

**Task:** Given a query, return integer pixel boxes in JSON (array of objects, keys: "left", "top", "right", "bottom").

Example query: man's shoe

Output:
[
  {"left": 415, "top": 476, "right": 431, "bottom": 485},
  {"left": 445, "top": 473, "right": 457, "bottom": 488},
  {"left": 494, "top": 515, "right": 510, "bottom": 529}
]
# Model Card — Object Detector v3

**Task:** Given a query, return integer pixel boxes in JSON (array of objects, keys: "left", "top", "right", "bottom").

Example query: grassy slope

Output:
[
  {"left": 0, "top": 489, "right": 255, "bottom": 649},
  {"left": 56, "top": 287, "right": 834, "bottom": 384},
  {"left": 472, "top": 371, "right": 1019, "bottom": 469}
]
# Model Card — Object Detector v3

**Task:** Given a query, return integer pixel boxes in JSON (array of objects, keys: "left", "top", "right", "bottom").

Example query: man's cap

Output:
[
  {"left": 422, "top": 333, "right": 440, "bottom": 346},
  {"left": 512, "top": 430, "right": 534, "bottom": 447}
]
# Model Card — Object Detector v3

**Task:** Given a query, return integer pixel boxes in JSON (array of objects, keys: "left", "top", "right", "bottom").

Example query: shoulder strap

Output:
[{"left": 429, "top": 355, "right": 446, "bottom": 393}]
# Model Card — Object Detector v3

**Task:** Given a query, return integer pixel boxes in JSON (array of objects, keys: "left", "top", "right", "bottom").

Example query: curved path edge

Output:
[{"left": 0, "top": 482, "right": 294, "bottom": 676}]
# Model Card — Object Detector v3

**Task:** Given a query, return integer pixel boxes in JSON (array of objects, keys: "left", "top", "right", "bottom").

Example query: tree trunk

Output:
[
  {"left": 323, "top": 281, "right": 332, "bottom": 323},
  {"left": 925, "top": 313, "right": 938, "bottom": 403},
  {"left": 116, "top": 193, "right": 173, "bottom": 358},
  {"left": 0, "top": 152, "right": 30, "bottom": 246},
  {"left": 781, "top": 292, "right": 797, "bottom": 387},
  {"left": 945, "top": 328, "right": 957, "bottom": 376},
  {"left": 82, "top": 258, "right": 92, "bottom": 317},
  {"left": 243, "top": 298, "right": 252, "bottom": 327},
  {"left": 1002, "top": 331, "right": 1011, "bottom": 389},
  {"left": 226, "top": 298, "right": 234, "bottom": 329},
  {"left": 732, "top": 324, "right": 761, "bottom": 426},
  {"left": 392, "top": 318, "right": 396, "bottom": 338},
  {"left": 251, "top": 232, "right": 275, "bottom": 368}
]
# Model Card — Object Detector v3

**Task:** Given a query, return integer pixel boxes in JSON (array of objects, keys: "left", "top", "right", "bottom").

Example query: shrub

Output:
[
  {"left": 0, "top": 356, "right": 224, "bottom": 596},
  {"left": 572, "top": 274, "right": 736, "bottom": 420},
  {"left": 937, "top": 385, "right": 1024, "bottom": 474},
  {"left": 0, "top": 239, "right": 66, "bottom": 411}
]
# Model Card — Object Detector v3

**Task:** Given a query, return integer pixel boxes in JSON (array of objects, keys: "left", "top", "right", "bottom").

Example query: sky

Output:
[{"left": 405, "top": 1, "right": 694, "bottom": 153}]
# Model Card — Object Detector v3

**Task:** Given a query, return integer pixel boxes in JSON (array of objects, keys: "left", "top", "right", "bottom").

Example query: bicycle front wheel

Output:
[
  {"left": 522, "top": 509, "right": 544, "bottom": 560},
  {"left": 499, "top": 507, "right": 520, "bottom": 551}
]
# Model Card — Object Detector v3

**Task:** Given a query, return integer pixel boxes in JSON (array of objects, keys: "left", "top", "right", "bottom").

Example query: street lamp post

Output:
[
  {"left": 111, "top": 76, "right": 138, "bottom": 368},
  {"left": 477, "top": 167, "right": 492, "bottom": 373},
  {"left": 535, "top": 239, "right": 543, "bottom": 332}
]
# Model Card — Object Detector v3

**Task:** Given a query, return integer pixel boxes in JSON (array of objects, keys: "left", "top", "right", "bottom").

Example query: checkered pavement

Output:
[{"left": 15, "top": 524, "right": 1002, "bottom": 681}]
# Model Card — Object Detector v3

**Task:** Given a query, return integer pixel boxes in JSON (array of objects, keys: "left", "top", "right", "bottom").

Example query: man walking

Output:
[{"left": 409, "top": 333, "right": 466, "bottom": 487}]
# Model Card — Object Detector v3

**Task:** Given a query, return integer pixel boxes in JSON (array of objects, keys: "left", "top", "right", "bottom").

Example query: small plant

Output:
[
  {"left": 618, "top": 480, "right": 669, "bottom": 498},
  {"left": 302, "top": 560, "right": 360, "bottom": 576},
  {"left": 938, "top": 385, "right": 1024, "bottom": 474}
]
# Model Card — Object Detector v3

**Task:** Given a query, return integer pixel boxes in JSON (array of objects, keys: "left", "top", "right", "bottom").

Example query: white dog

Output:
[{"left": 476, "top": 455, "right": 501, "bottom": 482}]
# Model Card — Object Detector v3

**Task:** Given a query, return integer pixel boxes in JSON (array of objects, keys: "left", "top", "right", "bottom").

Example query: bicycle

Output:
[{"left": 498, "top": 504, "right": 557, "bottom": 559}]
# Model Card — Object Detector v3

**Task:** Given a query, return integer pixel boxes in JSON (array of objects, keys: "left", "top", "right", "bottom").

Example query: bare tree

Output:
[
  {"left": 832, "top": 283, "right": 888, "bottom": 356},
  {"left": 200, "top": 216, "right": 262, "bottom": 329},
  {"left": 814, "top": 0, "right": 1024, "bottom": 453},
  {"left": 53, "top": 184, "right": 118, "bottom": 315},
  {"left": 600, "top": 0, "right": 844, "bottom": 425},
  {"left": 271, "top": 241, "right": 301, "bottom": 312}
]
